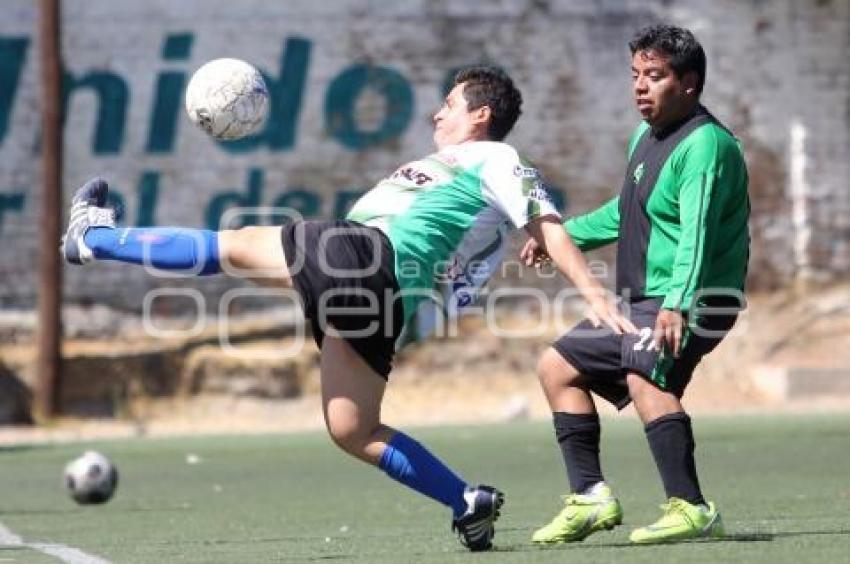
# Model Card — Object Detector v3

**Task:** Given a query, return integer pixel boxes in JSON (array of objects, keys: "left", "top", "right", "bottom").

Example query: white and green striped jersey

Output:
[{"left": 346, "top": 141, "right": 558, "bottom": 343}]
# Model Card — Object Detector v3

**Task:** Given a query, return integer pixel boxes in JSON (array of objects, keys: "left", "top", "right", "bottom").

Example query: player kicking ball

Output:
[{"left": 62, "top": 66, "right": 635, "bottom": 551}]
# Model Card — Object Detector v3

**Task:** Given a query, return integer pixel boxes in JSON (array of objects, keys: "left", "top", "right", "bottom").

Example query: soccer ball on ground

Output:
[
  {"left": 63, "top": 450, "right": 119, "bottom": 505},
  {"left": 185, "top": 58, "right": 269, "bottom": 140}
]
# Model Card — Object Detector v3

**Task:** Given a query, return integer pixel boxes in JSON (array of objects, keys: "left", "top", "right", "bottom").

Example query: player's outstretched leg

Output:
[
  {"left": 61, "top": 177, "right": 290, "bottom": 285},
  {"left": 61, "top": 177, "right": 221, "bottom": 274},
  {"left": 320, "top": 334, "right": 504, "bottom": 551}
]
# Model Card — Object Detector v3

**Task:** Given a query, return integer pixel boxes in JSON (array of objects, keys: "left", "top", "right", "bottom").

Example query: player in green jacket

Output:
[{"left": 526, "top": 24, "right": 750, "bottom": 545}]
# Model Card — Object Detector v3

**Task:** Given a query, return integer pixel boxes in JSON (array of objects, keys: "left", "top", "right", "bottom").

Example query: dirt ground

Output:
[
  {"left": 1, "top": 373, "right": 848, "bottom": 447},
  {"left": 0, "top": 283, "right": 848, "bottom": 446}
]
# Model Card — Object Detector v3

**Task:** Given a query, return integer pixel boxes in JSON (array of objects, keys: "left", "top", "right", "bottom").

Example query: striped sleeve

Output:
[
  {"left": 565, "top": 196, "right": 621, "bottom": 251},
  {"left": 662, "top": 132, "right": 729, "bottom": 311}
]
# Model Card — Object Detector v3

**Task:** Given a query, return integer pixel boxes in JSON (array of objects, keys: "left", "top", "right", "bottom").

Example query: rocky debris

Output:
[
  {"left": 181, "top": 341, "right": 319, "bottom": 398},
  {"left": 0, "top": 284, "right": 846, "bottom": 422},
  {"left": 0, "top": 360, "right": 33, "bottom": 424}
]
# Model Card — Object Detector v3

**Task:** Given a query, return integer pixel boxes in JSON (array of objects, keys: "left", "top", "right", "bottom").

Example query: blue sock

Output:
[
  {"left": 84, "top": 227, "right": 220, "bottom": 275},
  {"left": 378, "top": 431, "right": 468, "bottom": 517}
]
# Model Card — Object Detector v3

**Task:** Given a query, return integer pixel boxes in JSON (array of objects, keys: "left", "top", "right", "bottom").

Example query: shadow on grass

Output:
[
  {"left": 771, "top": 529, "right": 850, "bottom": 539},
  {"left": 492, "top": 535, "right": 772, "bottom": 553},
  {"left": 0, "top": 508, "right": 78, "bottom": 516},
  {"left": 0, "top": 444, "right": 54, "bottom": 454},
  {"left": 494, "top": 528, "right": 850, "bottom": 552},
  {"left": 0, "top": 502, "right": 200, "bottom": 516}
]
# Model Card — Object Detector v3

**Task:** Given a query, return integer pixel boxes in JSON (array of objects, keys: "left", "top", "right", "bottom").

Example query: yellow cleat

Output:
[
  {"left": 630, "top": 497, "right": 725, "bottom": 544},
  {"left": 532, "top": 484, "right": 623, "bottom": 544}
]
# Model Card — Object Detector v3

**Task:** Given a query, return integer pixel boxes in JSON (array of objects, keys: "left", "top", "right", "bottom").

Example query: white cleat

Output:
[{"left": 61, "top": 177, "right": 114, "bottom": 265}]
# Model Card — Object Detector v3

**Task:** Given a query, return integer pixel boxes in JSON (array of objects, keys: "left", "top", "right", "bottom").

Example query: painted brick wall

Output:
[{"left": 0, "top": 0, "right": 846, "bottom": 310}]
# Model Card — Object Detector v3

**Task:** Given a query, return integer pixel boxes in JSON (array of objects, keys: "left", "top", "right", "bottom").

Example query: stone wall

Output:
[{"left": 0, "top": 0, "right": 846, "bottom": 311}]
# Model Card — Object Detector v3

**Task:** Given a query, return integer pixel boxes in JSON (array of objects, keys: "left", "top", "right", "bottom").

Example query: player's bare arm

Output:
[{"left": 524, "top": 215, "right": 637, "bottom": 335}]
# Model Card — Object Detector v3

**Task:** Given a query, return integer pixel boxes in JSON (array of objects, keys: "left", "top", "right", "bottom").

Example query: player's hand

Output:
[
  {"left": 586, "top": 296, "right": 638, "bottom": 335},
  {"left": 520, "top": 238, "right": 551, "bottom": 268},
  {"left": 653, "top": 309, "right": 684, "bottom": 357}
]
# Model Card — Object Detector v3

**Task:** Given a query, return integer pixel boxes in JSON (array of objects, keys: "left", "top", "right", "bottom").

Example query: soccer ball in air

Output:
[
  {"left": 63, "top": 451, "right": 119, "bottom": 505},
  {"left": 185, "top": 58, "right": 269, "bottom": 140}
]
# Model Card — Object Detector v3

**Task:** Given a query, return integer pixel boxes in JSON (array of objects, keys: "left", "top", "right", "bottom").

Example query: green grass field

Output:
[{"left": 1, "top": 413, "right": 849, "bottom": 563}]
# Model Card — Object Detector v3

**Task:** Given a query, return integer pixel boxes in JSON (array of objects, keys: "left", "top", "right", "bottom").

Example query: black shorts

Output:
[
  {"left": 553, "top": 297, "right": 738, "bottom": 409},
  {"left": 280, "top": 220, "right": 404, "bottom": 378}
]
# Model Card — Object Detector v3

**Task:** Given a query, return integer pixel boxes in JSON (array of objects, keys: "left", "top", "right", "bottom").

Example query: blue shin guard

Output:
[
  {"left": 84, "top": 227, "right": 221, "bottom": 275},
  {"left": 378, "top": 431, "right": 468, "bottom": 517}
]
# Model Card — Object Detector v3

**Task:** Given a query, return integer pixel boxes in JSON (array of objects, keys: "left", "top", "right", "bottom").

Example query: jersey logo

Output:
[
  {"left": 442, "top": 257, "right": 475, "bottom": 308},
  {"left": 513, "top": 164, "right": 539, "bottom": 179},
  {"left": 528, "top": 184, "right": 554, "bottom": 205},
  {"left": 392, "top": 166, "right": 433, "bottom": 186},
  {"left": 451, "top": 281, "right": 474, "bottom": 308},
  {"left": 633, "top": 162, "right": 645, "bottom": 185}
]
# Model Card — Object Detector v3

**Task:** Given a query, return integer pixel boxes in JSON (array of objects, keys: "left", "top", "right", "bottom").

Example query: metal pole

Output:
[{"left": 36, "top": 0, "right": 62, "bottom": 419}]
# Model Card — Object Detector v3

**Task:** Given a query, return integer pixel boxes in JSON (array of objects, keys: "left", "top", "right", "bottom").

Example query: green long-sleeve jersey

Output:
[{"left": 566, "top": 106, "right": 750, "bottom": 312}]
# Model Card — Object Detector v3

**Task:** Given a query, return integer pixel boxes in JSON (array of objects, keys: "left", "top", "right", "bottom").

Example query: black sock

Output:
[
  {"left": 644, "top": 412, "right": 706, "bottom": 506},
  {"left": 553, "top": 412, "right": 604, "bottom": 493}
]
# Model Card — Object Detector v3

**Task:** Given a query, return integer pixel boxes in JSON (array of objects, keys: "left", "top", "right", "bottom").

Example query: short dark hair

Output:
[
  {"left": 629, "top": 24, "right": 707, "bottom": 94},
  {"left": 453, "top": 65, "right": 523, "bottom": 141}
]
